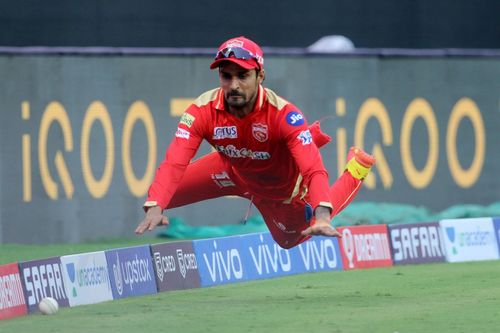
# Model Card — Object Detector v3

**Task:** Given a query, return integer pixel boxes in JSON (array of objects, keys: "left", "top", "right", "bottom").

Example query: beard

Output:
[{"left": 225, "top": 91, "right": 248, "bottom": 109}]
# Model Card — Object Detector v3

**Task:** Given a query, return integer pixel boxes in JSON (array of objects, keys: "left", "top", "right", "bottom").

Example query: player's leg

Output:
[
  {"left": 167, "top": 152, "right": 248, "bottom": 209},
  {"left": 253, "top": 198, "right": 312, "bottom": 249},
  {"left": 329, "top": 147, "right": 375, "bottom": 216}
]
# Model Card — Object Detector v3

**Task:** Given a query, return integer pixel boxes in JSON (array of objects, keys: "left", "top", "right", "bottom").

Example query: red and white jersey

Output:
[{"left": 147, "top": 85, "right": 332, "bottom": 211}]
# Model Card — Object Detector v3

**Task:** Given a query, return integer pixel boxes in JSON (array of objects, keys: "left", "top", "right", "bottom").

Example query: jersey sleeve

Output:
[
  {"left": 145, "top": 104, "right": 205, "bottom": 209},
  {"left": 279, "top": 106, "right": 333, "bottom": 212}
]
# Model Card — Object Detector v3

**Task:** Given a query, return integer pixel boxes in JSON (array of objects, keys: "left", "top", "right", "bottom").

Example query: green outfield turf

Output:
[{"left": 1, "top": 239, "right": 499, "bottom": 333}]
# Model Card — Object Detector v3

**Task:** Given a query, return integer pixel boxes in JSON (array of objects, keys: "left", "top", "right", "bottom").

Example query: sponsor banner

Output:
[
  {"left": 151, "top": 241, "right": 201, "bottom": 292},
  {"left": 193, "top": 235, "right": 250, "bottom": 287},
  {"left": 193, "top": 232, "right": 343, "bottom": 287},
  {"left": 105, "top": 246, "right": 157, "bottom": 299},
  {"left": 61, "top": 251, "right": 113, "bottom": 306},
  {"left": 494, "top": 218, "right": 500, "bottom": 256},
  {"left": 0, "top": 263, "right": 28, "bottom": 320},
  {"left": 337, "top": 225, "right": 393, "bottom": 270},
  {"left": 388, "top": 222, "right": 447, "bottom": 265},
  {"left": 19, "top": 257, "right": 70, "bottom": 313},
  {"left": 440, "top": 218, "right": 499, "bottom": 263}
]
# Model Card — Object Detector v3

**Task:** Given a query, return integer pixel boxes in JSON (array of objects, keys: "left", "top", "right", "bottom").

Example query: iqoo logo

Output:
[
  {"left": 19, "top": 96, "right": 488, "bottom": 205},
  {"left": 333, "top": 97, "right": 485, "bottom": 190},
  {"left": 21, "top": 100, "right": 157, "bottom": 202}
]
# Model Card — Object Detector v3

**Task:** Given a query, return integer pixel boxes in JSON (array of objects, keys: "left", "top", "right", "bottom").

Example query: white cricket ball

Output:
[{"left": 39, "top": 297, "right": 59, "bottom": 315}]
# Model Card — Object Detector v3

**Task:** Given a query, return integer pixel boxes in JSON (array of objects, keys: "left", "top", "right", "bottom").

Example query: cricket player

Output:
[{"left": 135, "top": 36, "right": 375, "bottom": 249}]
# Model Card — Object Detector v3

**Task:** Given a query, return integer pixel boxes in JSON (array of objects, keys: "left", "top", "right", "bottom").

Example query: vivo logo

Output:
[
  {"left": 299, "top": 239, "right": 338, "bottom": 270},
  {"left": 249, "top": 235, "right": 291, "bottom": 275},
  {"left": 202, "top": 241, "right": 243, "bottom": 282}
]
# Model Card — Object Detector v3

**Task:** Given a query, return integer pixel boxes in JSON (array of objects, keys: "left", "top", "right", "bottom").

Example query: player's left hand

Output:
[{"left": 301, "top": 217, "right": 342, "bottom": 238}]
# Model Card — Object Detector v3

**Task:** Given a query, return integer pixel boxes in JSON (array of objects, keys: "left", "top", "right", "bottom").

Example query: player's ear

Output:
[{"left": 257, "top": 69, "right": 265, "bottom": 83}]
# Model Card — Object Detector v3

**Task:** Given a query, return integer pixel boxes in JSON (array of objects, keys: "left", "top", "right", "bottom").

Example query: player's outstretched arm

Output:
[
  {"left": 135, "top": 206, "right": 169, "bottom": 235},
  {"left": 301, "top": 206, "right": 341, "bottom": 238}
]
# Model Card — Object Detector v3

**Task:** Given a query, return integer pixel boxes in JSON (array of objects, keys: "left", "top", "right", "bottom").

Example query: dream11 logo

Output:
[{"left": 338, "top": 225, "right": 393, "bottom": 270}]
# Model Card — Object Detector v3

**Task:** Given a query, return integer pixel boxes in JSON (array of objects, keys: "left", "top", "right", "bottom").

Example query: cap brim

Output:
[{"left": 210, "top": 58, "right": 258, "bottom": 70}]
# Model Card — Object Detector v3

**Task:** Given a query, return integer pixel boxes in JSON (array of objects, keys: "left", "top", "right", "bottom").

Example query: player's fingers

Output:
[
  {"left": 135, "top": 220, "right": 150, "bottom": 234},
  {"left": 161, "top": 216, "right": 169, "bottom": 225},
  {"left": 301, "top": 226, "right": 313, "bottom": 236},
  {"left": 148, "top": 217, "right": 161, "bottom": 231}
]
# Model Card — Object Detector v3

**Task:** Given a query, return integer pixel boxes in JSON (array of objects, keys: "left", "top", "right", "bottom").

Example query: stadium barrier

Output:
[{"left": 1, "top": 216, "right": 500, "bottom": 320}]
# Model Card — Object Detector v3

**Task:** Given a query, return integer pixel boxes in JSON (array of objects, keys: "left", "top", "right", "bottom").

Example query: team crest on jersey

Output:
[{"left": 252, "top": 123, "right": 268, "bottom": 142}]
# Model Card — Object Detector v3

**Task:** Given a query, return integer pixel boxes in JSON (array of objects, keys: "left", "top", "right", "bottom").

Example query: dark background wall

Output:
[{"left": 1, "top": 0, "right": 499, "bottom": 48}]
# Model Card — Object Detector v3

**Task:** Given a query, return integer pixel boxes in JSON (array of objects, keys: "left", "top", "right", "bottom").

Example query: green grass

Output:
[
  {"left": 0, "top": 236, "right": 170, "bottom": 264},
  {"left": 1, "top": 241, "right": 500, "bottom": 332}
]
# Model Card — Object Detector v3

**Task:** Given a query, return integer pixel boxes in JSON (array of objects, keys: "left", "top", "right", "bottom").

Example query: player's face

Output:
[{"left": 219, "top": 62, "right": 264, "bottom": 110}]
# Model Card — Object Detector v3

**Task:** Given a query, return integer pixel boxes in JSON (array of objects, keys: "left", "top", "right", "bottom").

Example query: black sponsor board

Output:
[
  {"left": 151, "top": 241, "right": 201, "bottom": 291},
  {"left": 388, "top": 222, "right": 447, "bottom": 265},
  {"left": 19, "top": 257, "right": 70, "bottom": 313}
]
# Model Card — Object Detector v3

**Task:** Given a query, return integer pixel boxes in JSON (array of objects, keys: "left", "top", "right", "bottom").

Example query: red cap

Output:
[{"left": 210, "top": 36, "right": 264, "bottom": 70}]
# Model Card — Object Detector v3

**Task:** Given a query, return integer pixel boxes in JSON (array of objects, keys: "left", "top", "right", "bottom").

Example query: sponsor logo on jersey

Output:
[
  {"left": 215, "top": 144, "right": 271, "bottom": 160},
  {"left": 297, "top": 130, "right": 312, "bottom": 145},
  {"left": 252, "top": 123, "right": 268, "bottom": 142},
  {"left": 211, "top": 171, "right": 236, "bottom": 187},
  {"left": 213, "top": 126, "right": 237, "bottom": 139},
  {"left": 175, "top": 127, "right": 190, "bottom": 139},
  {"left": 179, "top": 112, "right": 195, "bottom": 128},
  {"left": 286, "top": 111, "right": 304, "bottom": 126}
]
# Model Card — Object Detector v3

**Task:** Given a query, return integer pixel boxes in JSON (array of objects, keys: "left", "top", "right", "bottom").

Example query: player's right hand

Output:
[{"left": 135, "top": 206, "right": 169, "bottom": 235}]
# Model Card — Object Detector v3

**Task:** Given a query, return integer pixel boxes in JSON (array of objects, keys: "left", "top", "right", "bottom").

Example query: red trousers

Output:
[{"left": 168, "top": 152, "right": 363, "bottom": 249}]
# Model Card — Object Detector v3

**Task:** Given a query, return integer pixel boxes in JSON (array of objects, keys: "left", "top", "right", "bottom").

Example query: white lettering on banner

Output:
[
  {"left": 391, "top": 226, "right": 445, "bottom": 261},
  {"left": 428, "top": 226, "right": 445, "bottom": 257},
  {"left": 249, "top": 235, "right": 291, "bottom": 275},
  {"left": 203, "top": 241, "right": 243, "bottom": 282},
  {"left": 23, "top": 264, "right": 67, "bottom": 305},
  {"left": 176, "top": 249, "right": 197, "bottom": 279},
  {"left": 342, "top": 229, "right": 390, "bottom": 267},
  {"left": 342, "top": 229, "right": 355, "bottom": 268},
  {"left": 213, "top": 126, "right": 237, "bottom": 139},
  {"left": 214, "top": 144, "right": 271, "bottom": 160},
  {"left": 354, "top": 233, "right": 391, "bottom": 262},
  {"left": 112, "top": 253, "right": 153, "bottom": 294},
  {"left": 154, "top": 252, "right": 176, "bottom": 283},
  {"left": 299, "top": 239, "right": 338, "bottom": 270},
  {"left": 0, "top": 274, "right": 25, "bottom": 309}
]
